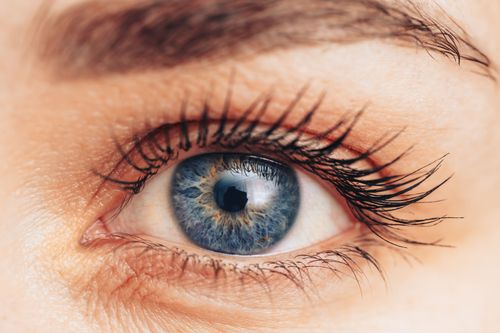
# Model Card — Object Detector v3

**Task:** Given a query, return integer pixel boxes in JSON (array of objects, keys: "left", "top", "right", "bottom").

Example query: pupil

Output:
[{"left": 214, "top": 179, "right": 248, "bottom": 212}]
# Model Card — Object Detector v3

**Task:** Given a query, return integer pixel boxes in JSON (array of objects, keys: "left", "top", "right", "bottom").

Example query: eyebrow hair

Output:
[{"left": 36, "top": 0, "right": 493, "bottom": 78}]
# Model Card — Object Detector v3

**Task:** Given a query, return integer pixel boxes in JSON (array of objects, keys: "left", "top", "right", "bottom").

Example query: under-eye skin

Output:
[
  {"left": 84, "top": 87, "right": 452, "bottom": 296},
  {"left": 171, "top": 153, "right": 300, "bottom": 255}
]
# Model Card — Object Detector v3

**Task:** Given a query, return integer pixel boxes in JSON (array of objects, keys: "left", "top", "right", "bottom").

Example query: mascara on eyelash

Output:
[{"left": 93, "top": 84, "right": 454, "bottom": 250}]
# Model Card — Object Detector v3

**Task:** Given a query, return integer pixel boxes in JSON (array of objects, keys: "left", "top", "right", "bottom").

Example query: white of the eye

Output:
[
  {"left": 102, "top": 166, "right": 186, "bottom": 243},
  {"left": 264, "top": 170, "right": 350, "bottom": 254},
  {"left": 103, "top": 161, "right": 351, "bottom": 254}
]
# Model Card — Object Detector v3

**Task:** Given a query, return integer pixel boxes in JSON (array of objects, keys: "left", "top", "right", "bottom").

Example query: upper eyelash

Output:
[{"left": 95, "top": 86, "right": 453, "bottom": 248}]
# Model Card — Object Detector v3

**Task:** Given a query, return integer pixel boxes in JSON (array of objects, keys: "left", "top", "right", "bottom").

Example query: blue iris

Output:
[{"left": 170, "top": 153, "right": 300, "bottom": 255}]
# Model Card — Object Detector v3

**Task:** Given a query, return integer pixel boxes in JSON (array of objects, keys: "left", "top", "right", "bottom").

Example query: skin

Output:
[{"left": 0, "top": 1, "right": 499, "bottom": 332}]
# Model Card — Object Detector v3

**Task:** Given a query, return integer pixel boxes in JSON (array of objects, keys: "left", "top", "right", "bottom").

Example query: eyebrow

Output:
[{"left": 36, "top": 0, "right": 493, "bottom": 78}]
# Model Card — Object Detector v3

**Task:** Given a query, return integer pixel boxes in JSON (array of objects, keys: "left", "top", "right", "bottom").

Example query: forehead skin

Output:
[{"left": 0, "top": 1, "right": 499, "bottom": 333}]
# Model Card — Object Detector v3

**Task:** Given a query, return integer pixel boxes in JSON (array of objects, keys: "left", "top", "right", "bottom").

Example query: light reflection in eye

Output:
[{"left": 170, "top": 153, "right": 300, "bottom": 255}]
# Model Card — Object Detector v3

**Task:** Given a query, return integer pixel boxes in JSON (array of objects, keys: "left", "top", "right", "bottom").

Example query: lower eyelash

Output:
[{"left": 85, "top": 231, "right": 399, "bottom": 298}]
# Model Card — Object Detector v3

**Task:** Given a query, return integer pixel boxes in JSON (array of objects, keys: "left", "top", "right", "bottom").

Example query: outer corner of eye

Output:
[{"left": 83, "top": 151, "right": 353, "bottom": 258}]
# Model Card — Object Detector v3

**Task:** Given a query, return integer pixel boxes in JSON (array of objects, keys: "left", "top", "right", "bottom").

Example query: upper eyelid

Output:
[
  {"left": 94, "top": 89, "right": 348, "bottom": 194},
  {"left": 96, "top": 95, "right": 419, "bottom": 197}
]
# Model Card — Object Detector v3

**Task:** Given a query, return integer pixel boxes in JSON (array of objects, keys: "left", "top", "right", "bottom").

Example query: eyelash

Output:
[
  {"left": 94, "top": 232, "right": 391, "bottom": 295},
  {"left": 90, "top": 88, "right": 451, "bottom": 292}
]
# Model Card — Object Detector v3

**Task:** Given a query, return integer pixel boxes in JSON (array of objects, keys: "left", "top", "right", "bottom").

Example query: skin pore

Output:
[{"left": 0, "top": 0, "right": 500, "bottom": 332}]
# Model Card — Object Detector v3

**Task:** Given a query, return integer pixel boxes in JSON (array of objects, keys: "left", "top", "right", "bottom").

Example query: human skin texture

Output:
[{"left": 0, "top": 0, "right": 499, "bottom": 332}]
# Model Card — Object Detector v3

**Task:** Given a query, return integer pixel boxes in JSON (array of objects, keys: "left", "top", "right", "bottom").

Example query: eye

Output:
[
  {"left": 82, "top": 90, "right": 449, "bottom": 299},
  {"left": 92, "top": 151, "right": 350, "bottom": 256}
]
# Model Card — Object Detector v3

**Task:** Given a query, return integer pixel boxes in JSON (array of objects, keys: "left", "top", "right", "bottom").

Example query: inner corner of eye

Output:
[{"left": 88, "top": 152, "right": 353, "bottom": 257}]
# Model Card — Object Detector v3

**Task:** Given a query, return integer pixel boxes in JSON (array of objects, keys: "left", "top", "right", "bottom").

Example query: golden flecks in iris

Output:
[
  {"left": 217, "top": 209, "right": 267, "bottom": 228},
  {"left": 209, "top": 162, "right": 219, "bottom": 178},
  {"left": 258, "top": 236, "right": 269, "bottom": 244},
  {"left": 212, "top": 211, "right": 222, "bottom": 221},
  {"left": 199, "top": 192, "right": 213, "bottom": 205}
]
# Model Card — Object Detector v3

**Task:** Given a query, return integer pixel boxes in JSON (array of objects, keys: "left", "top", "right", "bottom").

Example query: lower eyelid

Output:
[{"left": 81, "top": 228, "right": 387, "bottom": 315}]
